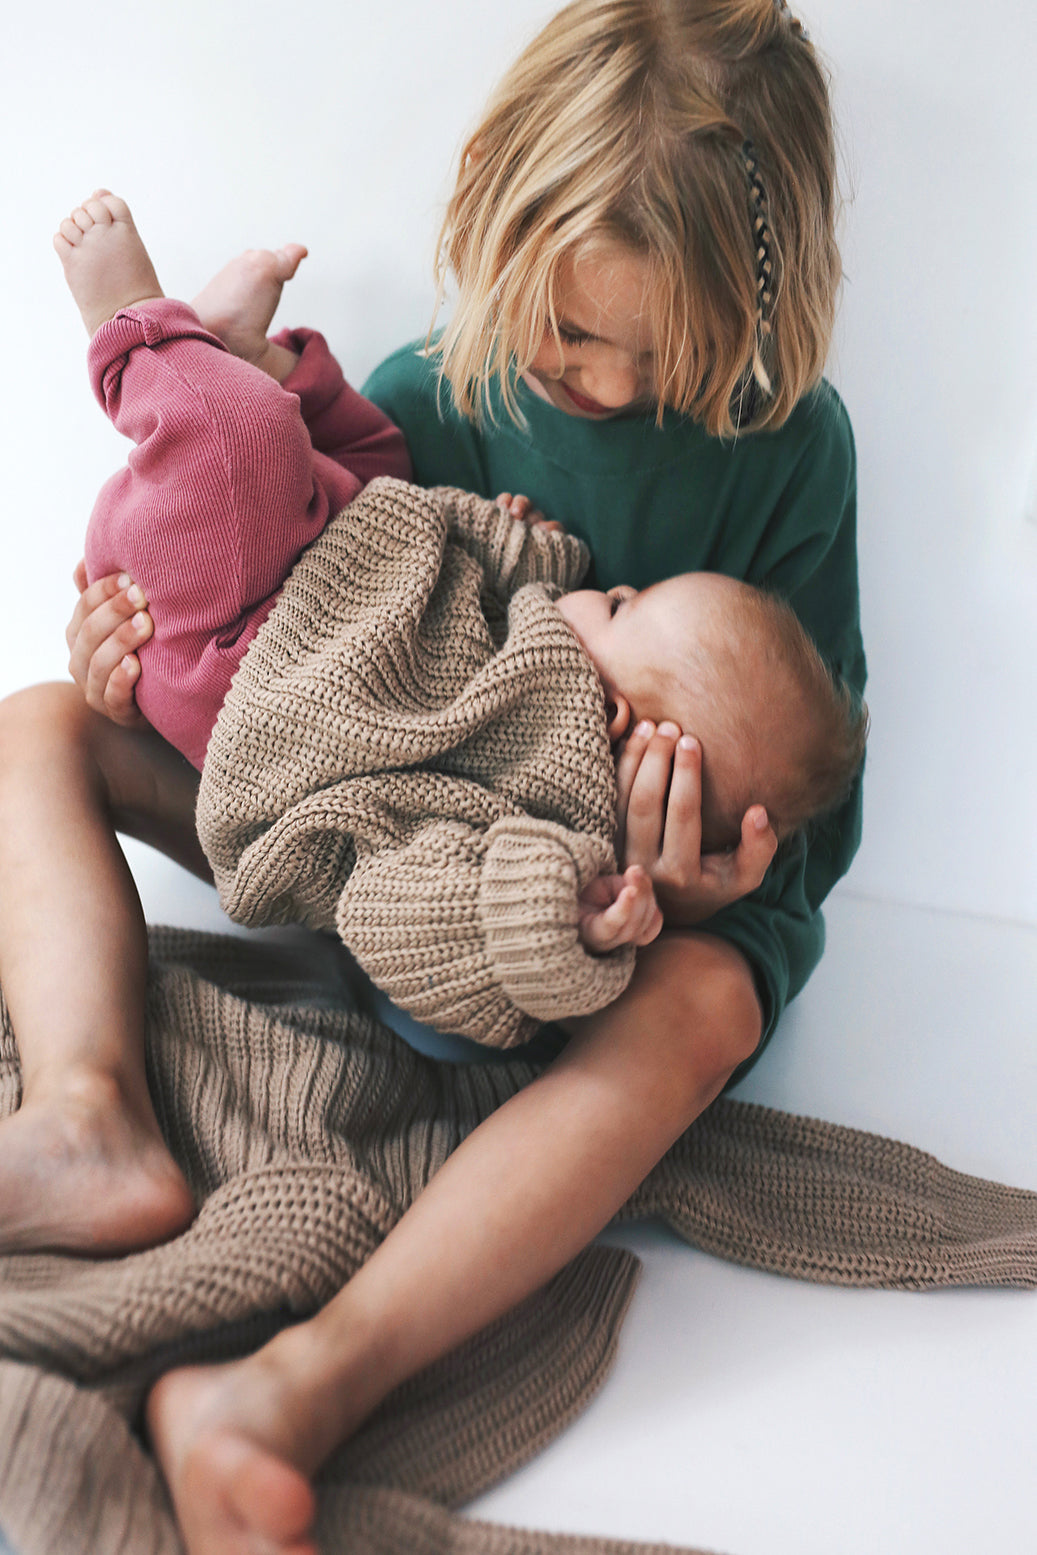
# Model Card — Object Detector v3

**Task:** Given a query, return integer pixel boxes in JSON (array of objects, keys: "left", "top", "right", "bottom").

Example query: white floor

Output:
[
  {"left": 124, "top": 851, "right": 1037, "bottom": 1555},
  {"left": 469, "top": 889, "right": 1037, "bottom": 1555}
]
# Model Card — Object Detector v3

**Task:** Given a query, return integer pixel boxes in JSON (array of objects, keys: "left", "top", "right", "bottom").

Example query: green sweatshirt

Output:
[{"left": 363, "top": 342, "right": 866, "bottom": 1074}]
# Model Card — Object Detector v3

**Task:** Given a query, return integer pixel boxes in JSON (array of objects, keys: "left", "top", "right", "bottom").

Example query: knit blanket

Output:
[
  {"left": 196, "top": 478, "right": 634, "bottom": 1050},
  {"left": 2, "top": 926, "right": 1035, "bottom": 1555}
]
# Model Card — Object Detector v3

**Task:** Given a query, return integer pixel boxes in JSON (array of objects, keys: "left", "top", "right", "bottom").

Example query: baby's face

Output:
[
  {"left": 555, "top": 573, "right": 724, "bottom": 734},
  {"left": 557, "top": 572, "right": 764, "bottom": 849}
]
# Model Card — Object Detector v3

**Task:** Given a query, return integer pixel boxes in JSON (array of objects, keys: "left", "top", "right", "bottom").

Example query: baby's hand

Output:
[
  {"left": 495, "top": 492, "right": 562, "bottom": 533},
  {"left": 615, "top": 721, "right": 778, "bottom": 924},
  {"left": 577, "top": 865, "right": 663, "bottom": 953}
]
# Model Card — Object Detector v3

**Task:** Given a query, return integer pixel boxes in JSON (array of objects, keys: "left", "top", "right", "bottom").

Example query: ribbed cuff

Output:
[{"left": 479, "top": 816, "right": 635, "bottom": 1023}]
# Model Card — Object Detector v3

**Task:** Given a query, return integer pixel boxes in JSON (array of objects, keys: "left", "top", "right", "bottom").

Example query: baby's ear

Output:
[{"left": 605, "top": 694, "right": 632, "bottom": 742}]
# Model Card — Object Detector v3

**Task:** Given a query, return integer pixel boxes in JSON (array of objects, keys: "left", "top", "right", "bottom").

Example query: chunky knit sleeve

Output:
[
  {"left": 335, "top": 809, "right": 634, "bottom": 1048},
  {"left": 431, "top": 487, "right": 589, "bottom": 599}
]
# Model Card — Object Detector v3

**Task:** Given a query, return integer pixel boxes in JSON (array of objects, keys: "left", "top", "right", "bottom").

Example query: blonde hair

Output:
[{"left": 434, "top": 0, "right": 840, "bottom": 436}]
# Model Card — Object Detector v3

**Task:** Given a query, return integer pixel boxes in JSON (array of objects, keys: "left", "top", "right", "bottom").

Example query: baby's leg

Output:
[
  {"left": 54, "top": 190, "right": 163, "bottom": 337},
  {"left": 55, "top": 192, "right": 355, "bottom": 760},
  {"left": 0, "top": 683, "right": 203, "bottom": 1253},
  {"left": 191, "top": 245, "right": 308, "bottom": 381}
]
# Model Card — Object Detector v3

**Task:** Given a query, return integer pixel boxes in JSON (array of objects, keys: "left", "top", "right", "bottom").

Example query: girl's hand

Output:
[
  {"left": 615, "top": 721, "right": 778, "bottom": 925},
  {"left": 495, "top": 491, "right": 562, "bottom": 533},
  {"left": 66, "top": 562, "right": 153, "bottom": 727},
  {"left": 577, "top": 864, "right": 663, "bottom": 953}
]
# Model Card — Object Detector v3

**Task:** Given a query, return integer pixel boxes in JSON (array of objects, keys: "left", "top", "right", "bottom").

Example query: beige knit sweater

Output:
[
  {"left": 1, "top": 928, "right": 1035, "bottom": 1555},
  {"left": 196, "top": 477, "right": 634, "bottom": 1049}
]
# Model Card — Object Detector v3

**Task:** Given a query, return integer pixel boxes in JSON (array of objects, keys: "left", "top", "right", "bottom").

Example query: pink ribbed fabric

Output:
[{"left": 83, "top": 302, "right": 409, "bottom": 765}]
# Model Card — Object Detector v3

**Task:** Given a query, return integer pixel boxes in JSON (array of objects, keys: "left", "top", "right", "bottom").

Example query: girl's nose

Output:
[{"left": 582, "top": 354, "right": 643, "bottom": 408}]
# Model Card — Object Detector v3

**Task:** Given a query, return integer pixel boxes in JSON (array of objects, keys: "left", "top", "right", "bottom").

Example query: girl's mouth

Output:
[{"left": 561, "top": 381, "right": 613, "bottom": 416}]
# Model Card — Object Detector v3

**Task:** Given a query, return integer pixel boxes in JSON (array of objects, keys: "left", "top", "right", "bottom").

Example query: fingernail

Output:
[
  {"left": 132, "top": 611, "right": 149, "bottom": 630},
  {"left": 121, "top": 655, "right": 139, "bottom": 678},
  {"left": 635, "top": 720, "right": 654, "bottom": 737},
  {"left": 678, "top": 736, "right": 698, "bottom": 753},
  {"left": 127, "top": 584, "right": 146, "bottom": 608},
  {"left": 117, "top": 573, "right": 132, "bottom": 589},
  {"left": 657, "top": 721, "right": 680, "bottom": 738},
  {"left": 754, "top": 809, "right": 770, "bottom": 831}
]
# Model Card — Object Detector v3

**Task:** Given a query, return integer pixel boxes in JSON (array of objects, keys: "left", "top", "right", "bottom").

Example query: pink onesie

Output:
[{"left": 84, "top": 299, "right": 411, "bottom": 767}]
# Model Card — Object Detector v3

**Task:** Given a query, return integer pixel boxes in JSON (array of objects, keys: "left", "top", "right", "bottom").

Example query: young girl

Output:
[{"left": 61, "top": 2, "right": 864, "bottom": 1550}]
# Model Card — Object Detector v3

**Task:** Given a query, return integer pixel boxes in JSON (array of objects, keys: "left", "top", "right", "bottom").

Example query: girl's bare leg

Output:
[
  {"left": 0, "top": 682, "right": 205, "bottom": 1252},
  {"left": 146, "top": 932, "right": 762, "bottom": 1555}
]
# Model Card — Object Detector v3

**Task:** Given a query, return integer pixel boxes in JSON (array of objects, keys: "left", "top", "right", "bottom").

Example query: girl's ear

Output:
[{"left": 605, "top": 694, "right": 632, "bottom": 742}]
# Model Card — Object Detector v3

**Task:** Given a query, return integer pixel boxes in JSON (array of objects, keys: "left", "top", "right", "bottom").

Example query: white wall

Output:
[{"left": 1, "top": 0, "right": 1034, "bottom": 925}]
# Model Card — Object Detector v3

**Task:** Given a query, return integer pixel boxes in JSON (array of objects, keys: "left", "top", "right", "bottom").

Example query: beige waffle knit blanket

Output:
[
  {"left": 1, "top": 927, "right": 1036, "bottom": 1555},
  {"left": 196, "top": 477, "right": 634, "bottom": 1049}
]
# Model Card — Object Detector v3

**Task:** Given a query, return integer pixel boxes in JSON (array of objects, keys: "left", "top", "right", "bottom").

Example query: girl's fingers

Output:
[
  {"left": 66, "top": 574, "right": 152, "bottom": 724},
  {"left": 658, "top": 735, "right": 703, "bottom": 875},
  {"left": 66, "top": 572, "right": 147, "bottom": 655},
  {"left": 614, "top": 721, "right": 652, "bottom": 857},
  {"left": 702, "top": 806, "right": 777, "bottom": 901},
  {"left": 67, "top": 571, "right": 126, "bottom": 653},
  {"left": 615, "top": 722, "right": 680, "bottom": 868}
]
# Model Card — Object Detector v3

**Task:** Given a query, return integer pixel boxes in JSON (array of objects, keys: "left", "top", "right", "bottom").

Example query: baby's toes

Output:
[
  {"left": 97, "top": 191, "right": 133, "bottom": 224},
  {"left": 79, "top": 195, "right": 115, "bottom": 227},
  {"left": 57, "top": 214, "right": 88, "bottom": 246}
]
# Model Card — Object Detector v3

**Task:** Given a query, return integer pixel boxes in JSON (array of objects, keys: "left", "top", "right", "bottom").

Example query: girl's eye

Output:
[
  {"left": 557, "top": 325, "right": 591, "bottom": 348},
  {"left": 609, "top": 593, "right": 624, "bottom": 616}
]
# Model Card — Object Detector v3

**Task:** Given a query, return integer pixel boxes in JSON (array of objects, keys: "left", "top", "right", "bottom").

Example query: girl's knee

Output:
[
  {"left": 0, "top": 682, "right": 94, "bottom": 753},
  {"left": 0, "top": 684, "right": 123, "bottom": 807}
]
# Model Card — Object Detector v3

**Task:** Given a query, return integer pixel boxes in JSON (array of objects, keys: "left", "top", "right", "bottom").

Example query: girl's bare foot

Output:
[
  {"left": 53, "top": 190, "right": 163, "bottom": 337},
  {"left": 0, "top": 1070, "right": 195, "bottom": 1254},
  {"left": 191, "top": 245, "right": 308, "bottom": 375},
  {"left": 146, "top": 1348, "right": 331, "bottom": 1555}
]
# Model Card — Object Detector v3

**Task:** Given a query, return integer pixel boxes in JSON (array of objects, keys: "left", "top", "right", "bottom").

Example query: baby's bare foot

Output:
[
  {"left": 191, "top": 245, "right": 307, "bottom": 371},
  {"left": 147, "top": 1355, "right": 321, "bottom": 1555},
  {"left": 53, "top": 190, "right": 163, "bottom": 337},
  {"left": 0, "top": 1072, "right": 195, "bottom": 1254}
]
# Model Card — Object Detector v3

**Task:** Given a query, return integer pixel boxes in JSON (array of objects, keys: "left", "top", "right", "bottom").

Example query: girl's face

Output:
[{"left": 523, "top": 244, "right": 657, "bottom": 419}]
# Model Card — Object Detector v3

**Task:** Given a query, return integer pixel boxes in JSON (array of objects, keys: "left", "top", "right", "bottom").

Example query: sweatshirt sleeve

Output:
[
  {"left": 430, "top": 486, "right": 589, "bottom": 598},
  {"left": 706, "top": 393, "right": 866, "bottom": 1078}
]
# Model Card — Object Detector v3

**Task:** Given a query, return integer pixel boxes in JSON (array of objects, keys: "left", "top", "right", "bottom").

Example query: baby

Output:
[{"left": 48, "top": 194, "right": 865, "bottom": 1025}]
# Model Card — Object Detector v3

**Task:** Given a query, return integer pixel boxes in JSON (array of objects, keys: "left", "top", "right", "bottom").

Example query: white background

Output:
[{"left": 1, "top": 3, "right": 1035, "bottom": 1553}]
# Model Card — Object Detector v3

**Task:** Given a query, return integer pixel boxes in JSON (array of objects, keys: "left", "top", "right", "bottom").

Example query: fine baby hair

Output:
[
  {"left": 435, "top": 0, "right": 838, "bottom": 434},
  {"left": 656, "top": 574, "right": 868, "bottom": 853}
]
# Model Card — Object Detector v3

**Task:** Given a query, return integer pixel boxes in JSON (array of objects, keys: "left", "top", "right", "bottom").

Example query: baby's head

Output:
[
  {"left": 556, "top": 572, "right": 867, "bottom": 854},
  {"left": 435, "top": 0, "right": 839, "bottom": 435}
]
